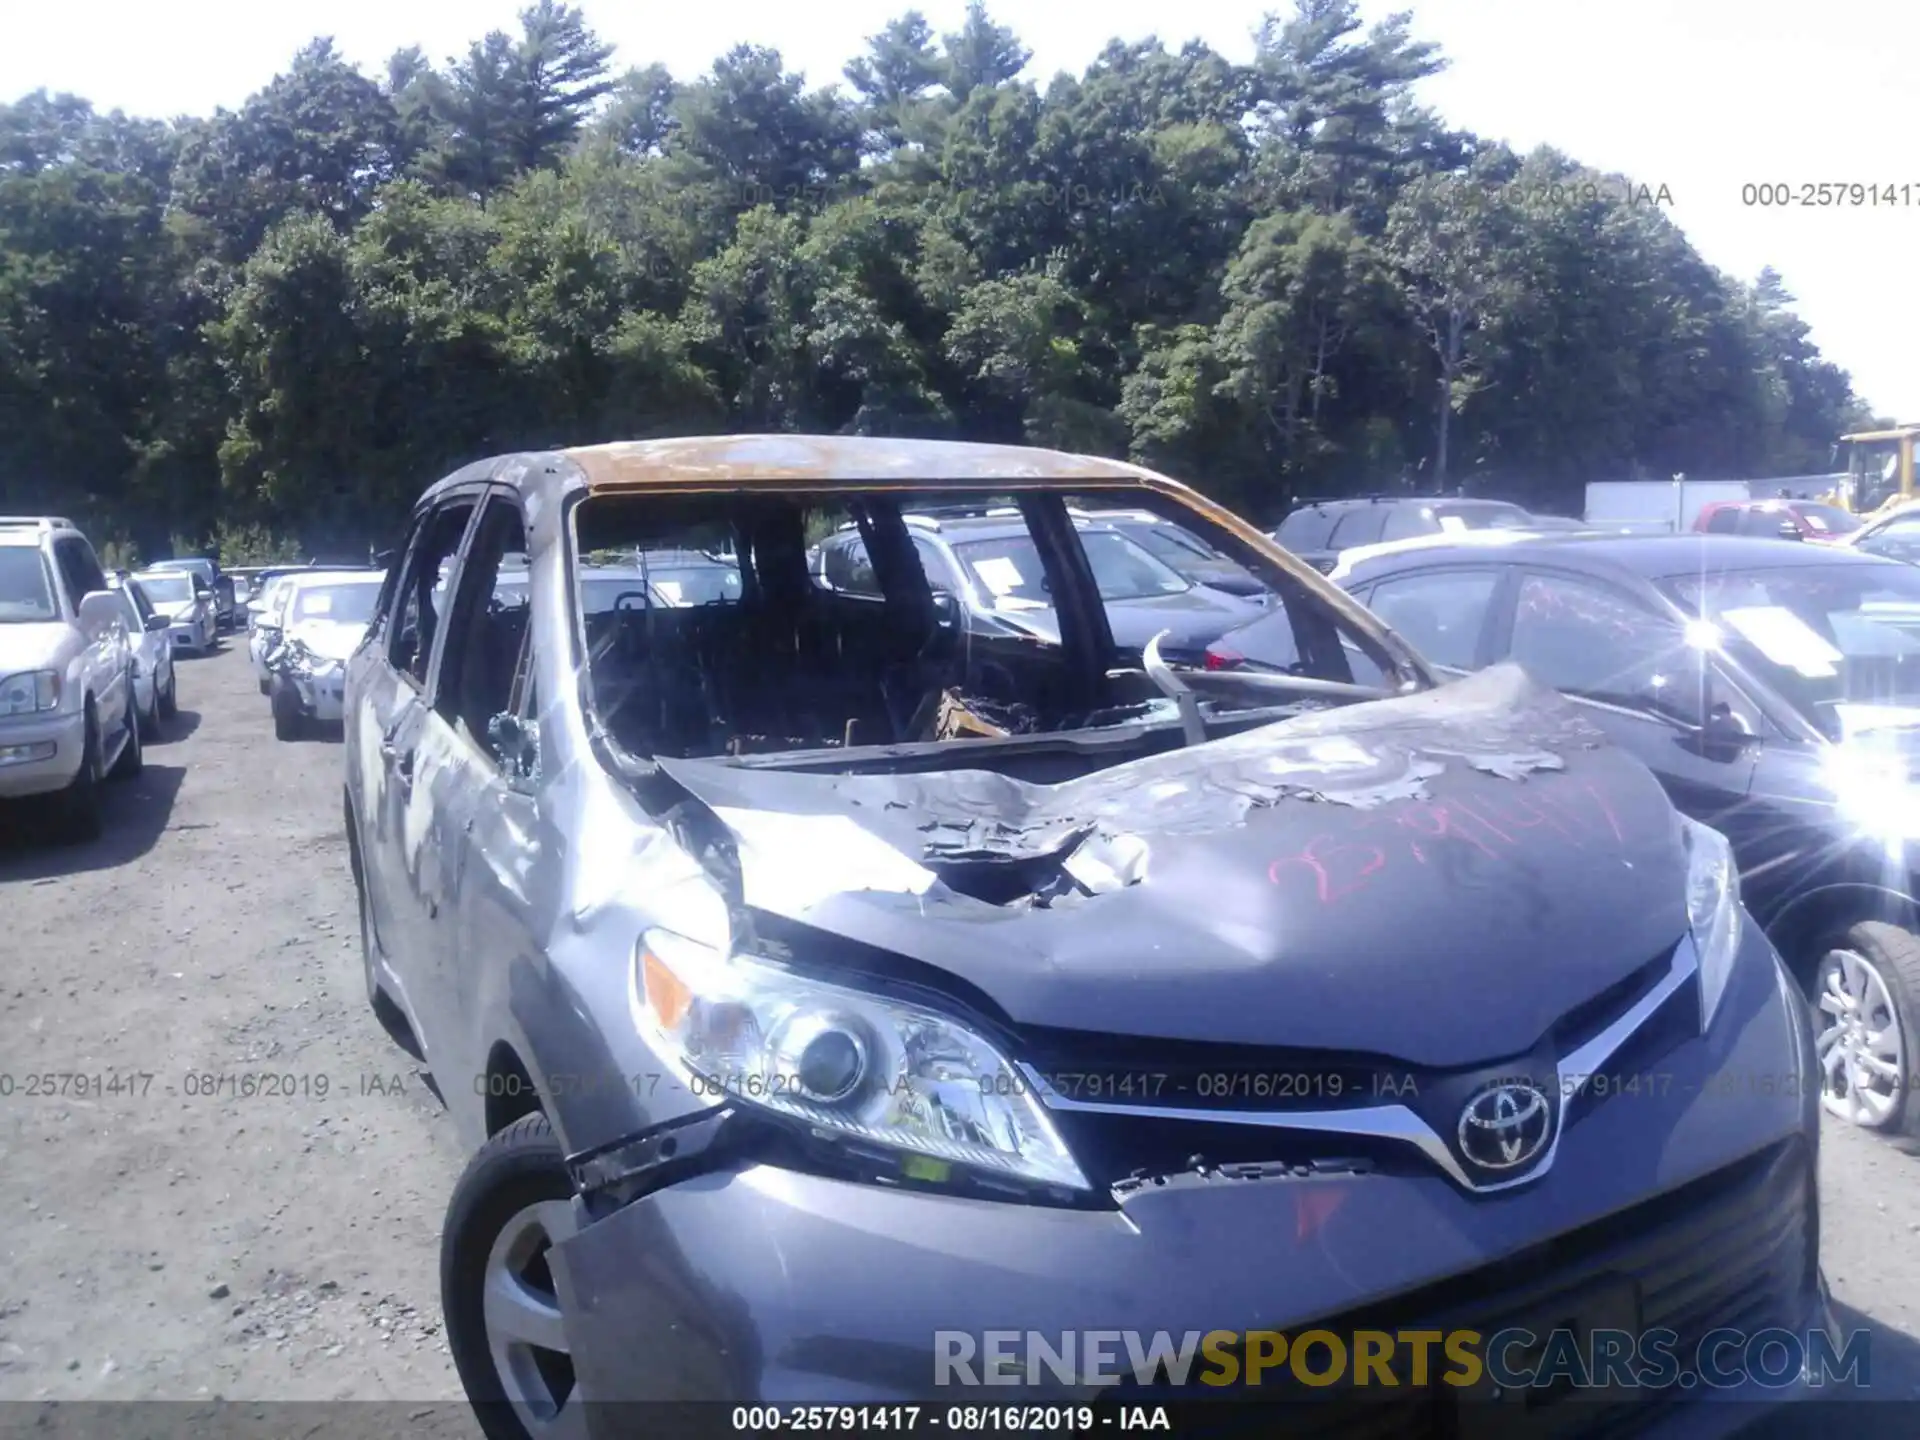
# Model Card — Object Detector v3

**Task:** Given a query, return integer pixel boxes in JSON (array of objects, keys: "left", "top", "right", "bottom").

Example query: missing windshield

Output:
[{"left": 569, "top": 486, "right": 1402, "bottom": 765}]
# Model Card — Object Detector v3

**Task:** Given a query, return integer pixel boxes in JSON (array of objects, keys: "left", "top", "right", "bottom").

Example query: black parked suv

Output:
[
  {"left": 1275, "top": 495, "right": 1539, "bottom": 572},
  {"left": 1219, "top": 529, "right": 1920, "bottom": 1136},
  {"left": 809, "top": 505, "right": 1264, "bottom": 666}
]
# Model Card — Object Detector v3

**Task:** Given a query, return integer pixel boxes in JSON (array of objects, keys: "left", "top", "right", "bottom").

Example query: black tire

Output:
[
  {"left": 258, "top": 676, "right": 271, "bottom": 696},
  {"left": 1811, "top": 921, "right": 1920, "bottom": 1138},
  {"left": 158, "top": 667, "right": 178, "bottom": 720},
  {"left": 50, "top": 706, "right": 103, "bottom": 844},
  {"left": 442, "top": 1114, "right": 580, "bottom": 1440},
  {"left": 109, "top": 685, "right": 143, "bottom": 779},
  {"left": 271, "top": 679, "right": 304, "bottom": 742},
  {"left": 136, "top": 680, "right": 160, "bottom": 741}
]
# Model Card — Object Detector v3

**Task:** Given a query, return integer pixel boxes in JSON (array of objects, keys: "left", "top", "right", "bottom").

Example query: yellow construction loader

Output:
[{"left": 1830, "top": 425, "right": 1920, "bottom": 516}]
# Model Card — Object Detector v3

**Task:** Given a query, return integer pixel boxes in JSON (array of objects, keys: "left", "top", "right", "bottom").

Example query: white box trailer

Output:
[
  {"left": 1583, "top": 475, "right": 1851, "bottom": 532},
  {"left": 1583, "top": 480, "right": 1756, "bottom": 533}
]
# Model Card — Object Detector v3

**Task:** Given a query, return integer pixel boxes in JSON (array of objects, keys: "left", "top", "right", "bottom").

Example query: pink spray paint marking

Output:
[{"left": 1268, "top": 780, "right": 1630, "bottom": 907}]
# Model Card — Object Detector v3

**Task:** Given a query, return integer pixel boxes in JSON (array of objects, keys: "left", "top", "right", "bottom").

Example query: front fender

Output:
[
  {"left": 1761, "top": 881, "right": 1919, "bottom": 973},
  {"left": 486, "top": 928, "right": 725, "bottom": 1165}
]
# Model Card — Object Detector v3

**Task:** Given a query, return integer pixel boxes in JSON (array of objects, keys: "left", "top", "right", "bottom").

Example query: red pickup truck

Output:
[{"left": 1693, "top": 498, "right": 1863, "bottom": 544}]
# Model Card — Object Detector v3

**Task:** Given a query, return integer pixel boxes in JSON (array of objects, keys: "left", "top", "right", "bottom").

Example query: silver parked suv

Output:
[{"left": 0, "top": 516, "right": 143, "bottom": 842}]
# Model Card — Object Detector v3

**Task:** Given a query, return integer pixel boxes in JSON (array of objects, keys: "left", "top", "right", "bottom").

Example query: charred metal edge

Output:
[{"left": 1020, "top": 935, "right": 1700, "bottom": 1197}]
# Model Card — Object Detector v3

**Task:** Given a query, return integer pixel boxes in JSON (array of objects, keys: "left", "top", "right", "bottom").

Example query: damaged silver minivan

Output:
[{"left": 343, "top": 437, "right": 1829, "bottom": 1440}]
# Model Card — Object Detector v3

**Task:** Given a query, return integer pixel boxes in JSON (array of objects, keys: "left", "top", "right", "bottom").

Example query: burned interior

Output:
[{"left": 567, "top": 484, "right": 1419, "bottom": 771}]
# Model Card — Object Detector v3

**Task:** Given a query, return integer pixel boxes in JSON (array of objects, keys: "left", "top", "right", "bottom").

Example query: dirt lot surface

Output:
[
  {"left": 0, "top": 641, "right": 466, "bottom": 1403},
  {"left": 2, "top": 643, "right": 1919, "bottom": 1428}
]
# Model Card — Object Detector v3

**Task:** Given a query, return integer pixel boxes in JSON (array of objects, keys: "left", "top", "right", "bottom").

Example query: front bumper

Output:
[
  {"left": 0, "top": 708, "right": 86, "bottom": 798},
  {"left": 169, "top": 620, "right": 211, "bottom": 651},
  {"left": 548, "top": 923, "right": 1832, "bottom": 1432},
  {"left": 290, "top": 667, "right": 346, "bottom": 721}
]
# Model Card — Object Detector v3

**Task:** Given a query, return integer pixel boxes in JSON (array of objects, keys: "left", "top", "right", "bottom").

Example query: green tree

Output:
[
  {"left": 940, "top": 1, "right": 1032, "bottom": 103},
  {"left": 1384, "top": 166, "right": 1524, "bottom": 488},
  {"left": 668, "top": 46, "right": 864, "bottom": 213},
  {"left": 1213, "top": 210, "right": 1396, "bottom": 477},
  {"left": 845, "top": 11, "right": 947, "bottom": 159},
  {"left": 585, "top": 64, "right": 680, "bottom": 159},
  {"left": 0, "top": 5, "right": 1880, "bottom": 550},
  {"left": 413, "top": 3, "right": 614, "bottom": 196},
  {"left": 171, "top": 39, "right": 401, "bottom": 258}
]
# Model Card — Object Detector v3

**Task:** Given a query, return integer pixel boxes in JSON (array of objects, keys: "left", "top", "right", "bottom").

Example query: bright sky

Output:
[{"left": 6, "top": 0, "right": 1915, "bottom": 426}]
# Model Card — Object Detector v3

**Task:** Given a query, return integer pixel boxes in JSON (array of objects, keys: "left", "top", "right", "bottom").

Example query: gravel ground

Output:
[
  {"left": 1, "top": 642, "right": 1918, "bottom": 1426},
  {"left": 0, "top": 641, "right": 465, "bottom": 1402}
]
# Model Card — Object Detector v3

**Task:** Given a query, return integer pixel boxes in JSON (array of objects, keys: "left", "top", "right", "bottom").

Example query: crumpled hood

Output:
[
  {"left": 0, "top": 621, "right": 82, "bottom": 673},
  {"left": 284, "top": 618, "right": 368, "bottom": 662},
  {"left": 655, "top": 664, "right": 1691, "bottom": 1069}
]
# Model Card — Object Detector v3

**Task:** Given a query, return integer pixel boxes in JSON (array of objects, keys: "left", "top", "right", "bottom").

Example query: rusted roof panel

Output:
[{"left": 561, "top": 435, "right": 1154, "bottom": 489}]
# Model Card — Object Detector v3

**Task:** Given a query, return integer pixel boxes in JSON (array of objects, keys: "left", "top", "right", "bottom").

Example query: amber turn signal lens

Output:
[{"left": 640, "top": 947, "right": 693, "bottom": 1030}]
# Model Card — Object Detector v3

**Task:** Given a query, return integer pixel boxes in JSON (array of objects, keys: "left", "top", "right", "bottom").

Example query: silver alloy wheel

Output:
[
  {"left": 1814, "top": 948, "right": 1908, "bottom": 1129},
  {"left": 483, "top": 1198, "right": 584, "bottom": 1440}
]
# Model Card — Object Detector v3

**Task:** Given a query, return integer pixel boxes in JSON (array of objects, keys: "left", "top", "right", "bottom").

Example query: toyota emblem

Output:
[{"left": 1457, "top": 1081, "right": 1552, "bottom": 1171}]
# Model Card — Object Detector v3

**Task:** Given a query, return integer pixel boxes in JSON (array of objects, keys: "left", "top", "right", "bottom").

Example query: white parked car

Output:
[
  {"left": 248, "top": 573, "right": 302, "bottom": 693},
  {"left": 109, "top": 574, "right": 178, "bottom": 738},
  {"left": 264, "top": 570, "right": 385, "bottom": 740},
  {"left": 0, "top": 517, "right": 141, "bottom": 841},
  {"left": 242, "top": 565, "right": 312, "bottom": 634},
  {"left": 133, "top": 567, "right": 219, "bottom": 653}
]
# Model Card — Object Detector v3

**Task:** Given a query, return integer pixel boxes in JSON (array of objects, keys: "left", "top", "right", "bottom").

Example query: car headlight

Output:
[
  {"left": 0, "top": 671, "right": 60, "bottom": 717},
  {"left": 1682, "top": 816, "right": 1743, "bottom": 1030},
  {"left": 635, "top": 928, "right": 1090, "bottom": 1191}
]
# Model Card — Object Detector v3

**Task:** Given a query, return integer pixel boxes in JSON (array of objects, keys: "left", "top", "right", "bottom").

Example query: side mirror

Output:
[
  {"left": 930, "top": 589, "right": 960, "bottom": 627},
  {"left": 1704, "top": 700, "right": 1748, "bottom": 734},
  {"left": 77, "top": 590, "right": 124, "bottom": 631},
  {"left": 487, "top": 713, "right": 540, "bottom": 787},
  {"left": 1692, "top": 699, "right": 1754, "bottom": 758},
  {"left": 145, "top": 613, "right": 171, "bottom": 632}
]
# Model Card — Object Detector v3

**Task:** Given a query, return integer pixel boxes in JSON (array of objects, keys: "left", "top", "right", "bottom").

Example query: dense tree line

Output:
[{"left": 0, "top": 0, "right": 1874, "bottom": 560}]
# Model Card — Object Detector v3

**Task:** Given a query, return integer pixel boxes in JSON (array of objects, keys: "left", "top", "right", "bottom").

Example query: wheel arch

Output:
[
  {"left": 483, "top": 1039, "right": 545, "bottom": 1139},
  {"left": 342, "top": 788, "right": 364, "bottom": 885},
  {"left": 1761, "top": 882, "right": 1920, "bottom": 975}
]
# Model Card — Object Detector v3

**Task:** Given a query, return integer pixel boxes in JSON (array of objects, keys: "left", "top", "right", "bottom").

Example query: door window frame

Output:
[
  {"left": 52, "top": 537, "right": 105, "bottom": 614},
  {"left": 430, "top": 486, "right": 537, "bottom": 767},
  {"left": 385, "top": 488, "right": 487, "bottom": 699},
  {"left": 1352, "top": 563, "right": 1511, "bottom": 674},
  {"left": 1496, "top": 564, "right": 1764, "bottom": 732}
]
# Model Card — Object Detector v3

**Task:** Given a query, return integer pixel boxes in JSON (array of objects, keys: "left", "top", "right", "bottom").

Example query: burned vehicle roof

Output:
[
  {"left": 423, "top": 436, "right": 1185, "bottom": 515},
  {"left": 565, "top": 435, "right": 1155, "bottom": 488}
]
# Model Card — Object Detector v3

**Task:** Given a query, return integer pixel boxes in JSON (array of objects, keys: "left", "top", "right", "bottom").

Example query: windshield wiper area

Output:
[{"left": 1139, "top": 631, "right": 1394, "bottom": 750}]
